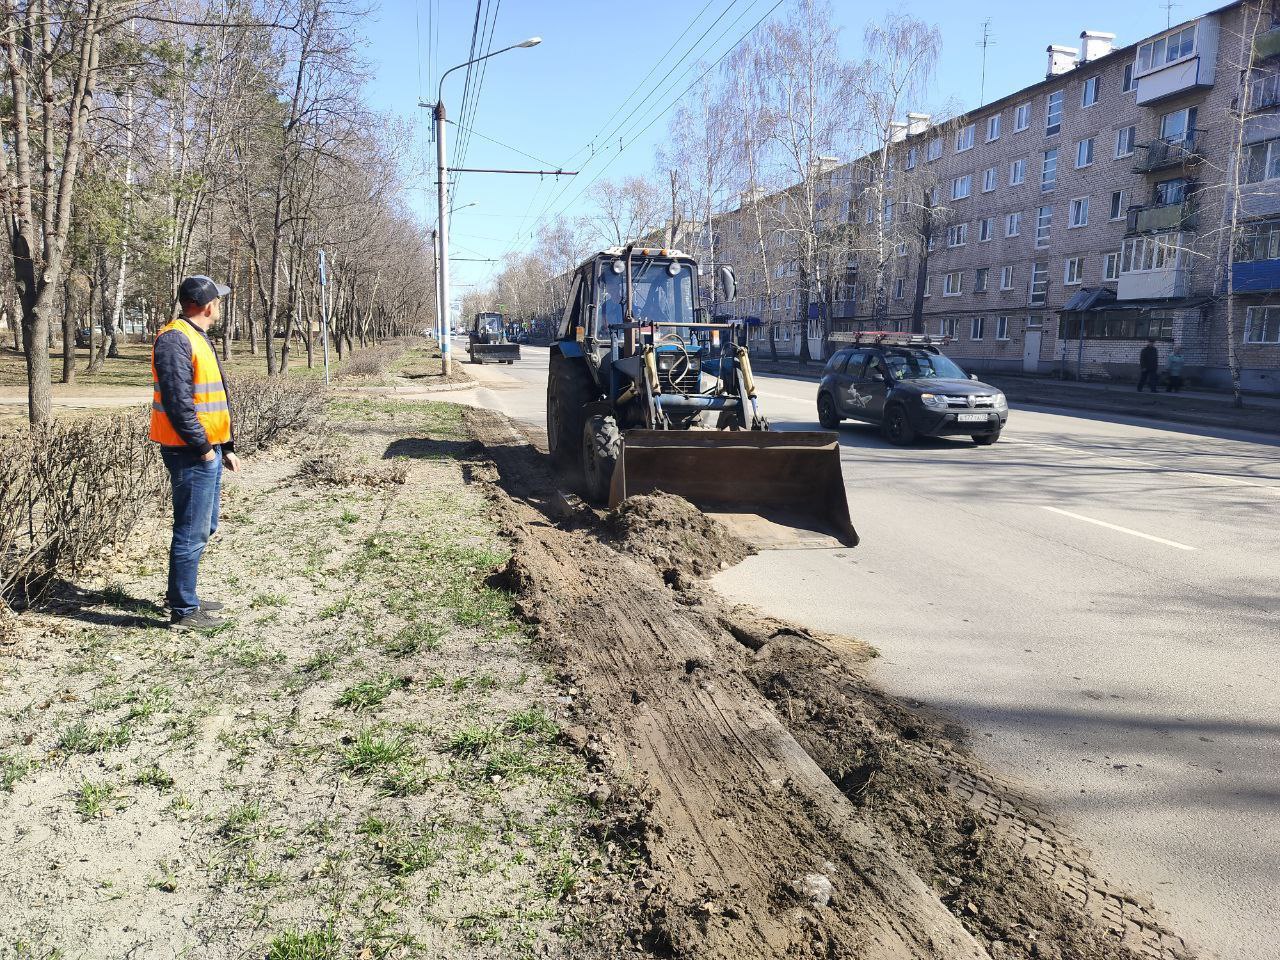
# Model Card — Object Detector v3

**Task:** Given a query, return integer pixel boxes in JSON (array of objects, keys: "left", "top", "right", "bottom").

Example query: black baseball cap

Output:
[{"left": 178, "top": 275, "right": 231, "bottom": 307}]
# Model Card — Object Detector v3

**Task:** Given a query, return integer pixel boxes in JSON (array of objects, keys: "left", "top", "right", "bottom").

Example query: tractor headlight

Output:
[
  {"left": 611, "top": 260, "right": 624, "bottom": 274},
  {"left": 920, "top": 393, "right": 948, "bottom": 409},
  {"left": 667, "top": 262, "right": 681, "bottom": 276},
  {"left": 993, "top": 392, "right": 1007, "bottom": 410}
]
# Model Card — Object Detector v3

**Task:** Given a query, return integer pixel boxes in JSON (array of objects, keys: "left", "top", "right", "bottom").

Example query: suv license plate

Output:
[{"left": 957, "top": 413, "right": 987, "bottom": 423}]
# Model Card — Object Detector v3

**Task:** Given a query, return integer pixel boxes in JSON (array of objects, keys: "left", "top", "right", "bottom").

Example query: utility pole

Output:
[{"left": 431, "top": 228, "right": 443, "bottom": 349}]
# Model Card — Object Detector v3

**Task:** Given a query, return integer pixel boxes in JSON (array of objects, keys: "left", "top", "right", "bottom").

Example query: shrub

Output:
[
  {"left": 227, "top": 375, "right": 325, "bottom": 453},
  {"left": 0, "top": 414, "right": 164, "bottom": 606}
]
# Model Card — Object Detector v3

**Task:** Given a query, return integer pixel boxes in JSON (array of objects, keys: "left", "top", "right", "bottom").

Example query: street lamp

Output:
[{"left": 422, "top": 37, "right": 541, "bottom": 375}]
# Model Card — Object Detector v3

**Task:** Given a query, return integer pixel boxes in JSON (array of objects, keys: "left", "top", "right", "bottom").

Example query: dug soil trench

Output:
[{"left": 461, "top": 407, "right": 1195, "bottom": 960}]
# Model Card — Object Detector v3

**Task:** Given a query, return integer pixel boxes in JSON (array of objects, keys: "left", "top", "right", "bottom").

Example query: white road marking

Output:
[{"left": 1040, "top": 506, "right": 1196, "bottom": 551}]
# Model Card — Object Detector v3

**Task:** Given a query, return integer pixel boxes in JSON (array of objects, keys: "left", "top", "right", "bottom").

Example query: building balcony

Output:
[
  {"left": 1232, "top": 258, "right": 1280, "bottom": 293},
  {"left": 1132, "top": 136, "right": 1203, "bottom": 174},
  {"left": 1126, "top": 201, "right": 1198, "bottom": 234},
  {"left": 1255, "top": 25, "right": 1280, "bottom": 62},
  {"left": 1117, "top": 267, "right": 1191, "bottom": 301}
]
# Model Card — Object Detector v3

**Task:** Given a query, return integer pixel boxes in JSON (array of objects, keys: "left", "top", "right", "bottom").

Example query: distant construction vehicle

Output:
[
  {"left": 468, "top": 312, "right": 519, "bottom": 364},
  {"left": 545, "top": 244, "right": 857, "bottom": 548}
]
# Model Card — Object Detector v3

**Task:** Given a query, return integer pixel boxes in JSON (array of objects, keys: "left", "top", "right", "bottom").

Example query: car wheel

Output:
[
  {"left": 817, "top": 392, "right": 840, "bottom": 429},
  {"left": 881, "top": 404, "right": 916, "bottom": 446},
  {"left": 972, "top": 431, "right": 1001, "bottom": 446}
]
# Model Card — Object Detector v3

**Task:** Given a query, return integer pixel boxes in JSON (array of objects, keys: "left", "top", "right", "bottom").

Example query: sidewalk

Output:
[{"left": 749, "top": 357, "right": 1280, "bottom": 437}]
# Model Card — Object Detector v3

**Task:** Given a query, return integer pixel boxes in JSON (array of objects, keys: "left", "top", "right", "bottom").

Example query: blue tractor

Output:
[{"left": 545, "top": 244, "right": 857, "bottom": 547}]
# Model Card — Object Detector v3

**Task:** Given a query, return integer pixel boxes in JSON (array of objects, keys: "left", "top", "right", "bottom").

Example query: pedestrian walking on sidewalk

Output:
[
  {"left": 1166, "top": 346, "right": 1185, "bottom": 393},
  {"left": 151, "top": 276, "right": 242, "bottom": 631},
  {"left": 1137, "top": 339, "right": 1159, "bottom": 393}
]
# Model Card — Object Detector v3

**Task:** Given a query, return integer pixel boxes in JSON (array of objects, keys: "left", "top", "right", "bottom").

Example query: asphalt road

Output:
[{"left": 438, "top": 342, "right": 1280, "bottom": 960}]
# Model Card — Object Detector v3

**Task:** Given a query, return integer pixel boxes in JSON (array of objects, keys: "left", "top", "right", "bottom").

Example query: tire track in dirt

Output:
[{"left": 464, "top": 409, "right": 991, "bottom": 960}]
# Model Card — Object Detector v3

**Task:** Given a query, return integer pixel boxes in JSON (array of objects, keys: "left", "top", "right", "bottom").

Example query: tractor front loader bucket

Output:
[
  {"left": 608, "top": 430, "right": 858, "bottom": 549},
  {"left": 471, "top": 343, "right": 521, "bottom": 363}
]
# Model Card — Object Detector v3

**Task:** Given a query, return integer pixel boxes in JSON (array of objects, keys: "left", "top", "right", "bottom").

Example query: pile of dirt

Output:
[
  {"left": 462, "top": 407, "right": 1195, "bottom": 960},
  {"left": 294, "top": 450, "right": 408, "bottom": 487},
  {"left": 735, "top": 622, "right": 1192, "bottom": 960},
  {"left": 602, "top": 492, "right": 755, "bottom": 579}
]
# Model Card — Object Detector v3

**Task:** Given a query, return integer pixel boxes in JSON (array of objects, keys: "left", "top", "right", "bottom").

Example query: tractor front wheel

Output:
[
  {"left": 581, "top": 415, "right": 621, "bottom": 504},
  {"left": 547, "top": 353, "right": 592, "bottom": 475}
]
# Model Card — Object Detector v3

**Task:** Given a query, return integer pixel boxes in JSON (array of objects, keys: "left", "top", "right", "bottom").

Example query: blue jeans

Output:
[{"left": 162, "top": 447, "right": 222, "bottom": 618}]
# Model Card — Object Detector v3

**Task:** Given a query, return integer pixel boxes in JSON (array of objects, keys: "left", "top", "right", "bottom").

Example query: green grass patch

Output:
[
  {"left": 59, "top": 721, "right": 131, "bottom": 754},
  {"left": 384, "top": 621, "right": 442, "bottom": 658},
  {"left": 336, "top": 674, "right": 406, "bottom": 713},
  {"left": 265, "top": 927, "right": 340, "bottom": 960},
  {"left": 359, "top": 816, "right": 442, "bottom": 876},
  {"left": 1, "top": 753, "right": 33, "bottom": 792},
  {"left": 340, "top": 730, "right": 415, "bottom": 778},
  {"left": 133, "top": 764, "right": 175, "bottom": 791},
  {"left": 251, "top": 592, "right": 287, "bottom": 609},
  {"left": 75, "top": 780, "right": 120, "bottom": 818}
]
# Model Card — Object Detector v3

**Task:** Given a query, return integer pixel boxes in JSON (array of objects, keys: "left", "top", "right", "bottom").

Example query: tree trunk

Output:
[{"left": 60, "top": 271, "right": 75, "bottom": 384}]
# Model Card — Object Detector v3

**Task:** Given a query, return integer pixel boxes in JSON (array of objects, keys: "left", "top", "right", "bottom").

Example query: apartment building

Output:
[{"left": 715, "top": 0, "right": 1280, "bottom": 391}]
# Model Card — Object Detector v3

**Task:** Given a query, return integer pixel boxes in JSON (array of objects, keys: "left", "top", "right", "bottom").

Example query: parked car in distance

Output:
[
  {"left": 816, "top": 332, "right": 1008, "bottom": 445},
  {"left": 74, "top": 326, "right": 103, "bottom": 349}
]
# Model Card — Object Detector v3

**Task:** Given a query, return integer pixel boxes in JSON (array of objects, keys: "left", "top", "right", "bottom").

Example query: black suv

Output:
[{"left": 816, "top": 335, "right": 1008, "bottom": 445}]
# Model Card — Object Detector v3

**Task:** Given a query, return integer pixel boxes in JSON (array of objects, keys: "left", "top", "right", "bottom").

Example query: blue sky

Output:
[{"left": 360, "top": 0, "right": 1201, "bottom": 294}]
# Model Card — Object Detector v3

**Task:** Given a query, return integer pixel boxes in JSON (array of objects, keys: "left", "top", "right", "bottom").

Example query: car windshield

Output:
[
  {"left": 882, "top": 349, "right": 968, "bottom": 381},
  {"left": 596, "top": 258, "right": 695, "bottom": 337}
]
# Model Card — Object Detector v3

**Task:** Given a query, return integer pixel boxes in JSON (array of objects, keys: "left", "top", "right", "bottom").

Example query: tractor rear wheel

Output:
[
  {"left": 547, "top": 353, "right": 592, "bottom": 474},
  {"left": 581, "top": 415, "right": 621, "bottom": 504}
]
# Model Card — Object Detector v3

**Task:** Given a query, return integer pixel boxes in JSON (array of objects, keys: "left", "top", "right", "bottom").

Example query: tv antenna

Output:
[
  {"left": 1163, "top": 0, "right": 1180, "bottom": 28},
  {"left": 976, "top": 20, "right": 997, "bottom": 106}
]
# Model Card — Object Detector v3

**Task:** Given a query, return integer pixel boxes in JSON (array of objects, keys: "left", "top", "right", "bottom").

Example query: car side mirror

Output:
[
  {"left": 718, "top": 265, "right": 737, "bottom": 302},
  {"left": 871, "top": 370, "right": 885, "bottom": 382},
  {"left": 969, "top": 373, "right": 978, "bottom": 380}
]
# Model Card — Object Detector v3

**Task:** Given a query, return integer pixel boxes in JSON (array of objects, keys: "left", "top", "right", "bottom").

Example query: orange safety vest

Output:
[{"left": 149, "top": 318, "right": 231, "bottom": 447}]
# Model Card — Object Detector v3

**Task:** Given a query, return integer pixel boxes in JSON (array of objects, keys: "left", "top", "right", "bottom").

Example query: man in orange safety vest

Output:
[{"left": 151, "top": 275, "right": 242, "bottom": 630}]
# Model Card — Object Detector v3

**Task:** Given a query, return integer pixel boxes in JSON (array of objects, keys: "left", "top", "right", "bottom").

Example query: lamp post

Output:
[
  {"left": 425, "top": 37, "right": 540, "bottom": 375},
  {"left": 431, "top": 202, "right": 478, "bottom": 349}
]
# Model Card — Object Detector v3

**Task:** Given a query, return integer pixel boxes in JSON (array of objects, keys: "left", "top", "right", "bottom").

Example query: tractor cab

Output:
[{"left": 468, "top": 311, "right": 520, "bottom": 364}]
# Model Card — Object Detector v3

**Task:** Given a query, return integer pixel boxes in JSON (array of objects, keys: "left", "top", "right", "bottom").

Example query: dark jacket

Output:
[
  {"left": 1139, "top": 344, "right": 1158, "bottom": 371},
  {"left": 154, "top": 322, "right": 235, "bottom": 458}
]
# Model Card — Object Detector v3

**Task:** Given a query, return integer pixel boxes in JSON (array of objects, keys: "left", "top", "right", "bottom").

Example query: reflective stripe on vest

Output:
[{"left": 149, "top": 318, "right": 232, "bottom": 446}]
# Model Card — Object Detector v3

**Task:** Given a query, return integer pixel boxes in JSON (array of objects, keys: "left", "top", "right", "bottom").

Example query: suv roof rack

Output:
[{"left": 829, "top": 330, "right": 951, "bottom": 347}]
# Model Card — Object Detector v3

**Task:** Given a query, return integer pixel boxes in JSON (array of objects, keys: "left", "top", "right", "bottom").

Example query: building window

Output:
[
  {"left": 952, "top": 174, "right": 972, "bottom": 200},
  {"left": 1014, "top": 102, "right": 1031, "bottom": 132},
  {"left": 996, "top": 316, "right": 1011, "bottom": 340},
  {"left": 1244, "top": 138, "right": 1280, "bottom": 184},
  {"left": 1115, "top": 125, "right": 1136, "bottom": 158},
  {"left": 1035, "top": 205, "right": 1053, "bottom": 247},
  {"left": 1045, "top": 90, "right": 1063, "bottom": 136},
  {"left": 956, "top": 124, "right": 975, "bottom": 152},
  {"left": 1121, "top": 232, "right": 1187, "bottom": 273},
  {"left": 896, "top": 240, "right": 908, "bottom": 257},
  {"left": 893, "top": 277, "right": 906, "bottom": 299},
  {"left": 943, "top": 271, "right": 963, "bottom": 296},
  {"left": 1104, "top": 251, "right": 1121, "bottom": 280},
  {"left": 986, "top": 114, "right": 1002, "bottom": 142},
  {"left": 1234, "top": 219, "right": 1280, "bottom": 261},
  {"left": 1109, "top": 190, "right": 1126, "bottom": 220},
  {"left": 928, "top": 232, "right": 937, "bottom": 251},
  {"left": 947, "top": 222, "right": 968, "bottom": 246},
  {"left": 1160, "top": 107, "right": 1197, "bottom": 144},
  {"left": 1076, "top": 137, "right": 1095, "bottom": 168},
  {"left": 905, "top": 146, "right": 918, "bottom": 170},
  {"left": 1060, "top": 311, "right": 1175, "bottom": 340},
  {"left": 1006, "top": 211, "right": 1021, "bottom": 237},
  {"left": 979, "top": 217, "right": 994, "bottom": 242},
  {"left": 1042, "top": 149, "right": 1058, "bottom": 191},
  {"left": 927, "top": 138, "right": 943, "bottom": 161},
  {"left": 975, "top": 268, "right": 989, "bottom": 293},
  {"left": 971, "top": 316, "right": 986, "bottom": 340},
  {"left": 923, "top": 275, "right": 931, "bottom": 297},
  {"left": 940, "top": 317, "right": 959, "bottom": 338},
  {"left": 1064, "top": 256, "right": 1083, "bottom": 285},
  {"left": 1030, "top": 262, "right": 1049, "bottom": 306},
  {"left": 1154, "top": 177, "right": 1188, "bottom": 205},
  {"left": 1122, "top": 62, "right": 1136, "bottom": 92},
  {"left": 1010, "top": 157, "right": 1027, "bottom": 186},
  {"left": 1081, "top": 76, "right": 1100, "bottom": 107},
  {"left": 1000, "top": 265, "right": 1015, "bottom": 290},
  {"left": 1136, "top": 24, "right": 1197, "bottom": 77},
  {"left": 1069, "top": 196, "right": 1089, "bottom": 228},
  {"left": 983, "top": 166, "right": 997, "bottom": 192},
  {"left": 1245, "top": 306, "right": 1280, "bottom": 343}
]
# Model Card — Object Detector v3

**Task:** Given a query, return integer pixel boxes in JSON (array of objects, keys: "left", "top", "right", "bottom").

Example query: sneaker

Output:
[
  {"left": 200, "top": 600, "right": 225, "bottom": 612},
  {"left": 171, "top": 609, "right": 224, "bottom": 631}
]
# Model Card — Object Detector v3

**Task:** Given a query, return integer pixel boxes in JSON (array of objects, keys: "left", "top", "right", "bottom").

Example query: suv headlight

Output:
[
  {"left": 920, "top": 393, "right": 948, "bottom": 410},
  {"left": 993, "top": 392, "right": 1008, "bottom": 410}
]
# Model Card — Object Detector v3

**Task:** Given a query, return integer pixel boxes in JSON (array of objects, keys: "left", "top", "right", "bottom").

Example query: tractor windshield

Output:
[
  {"left": 595, "top": 259, "right": 695, "bottom": 337},
  {"left": 477, "top": 313, "right": 504, "bottom": 335}
]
